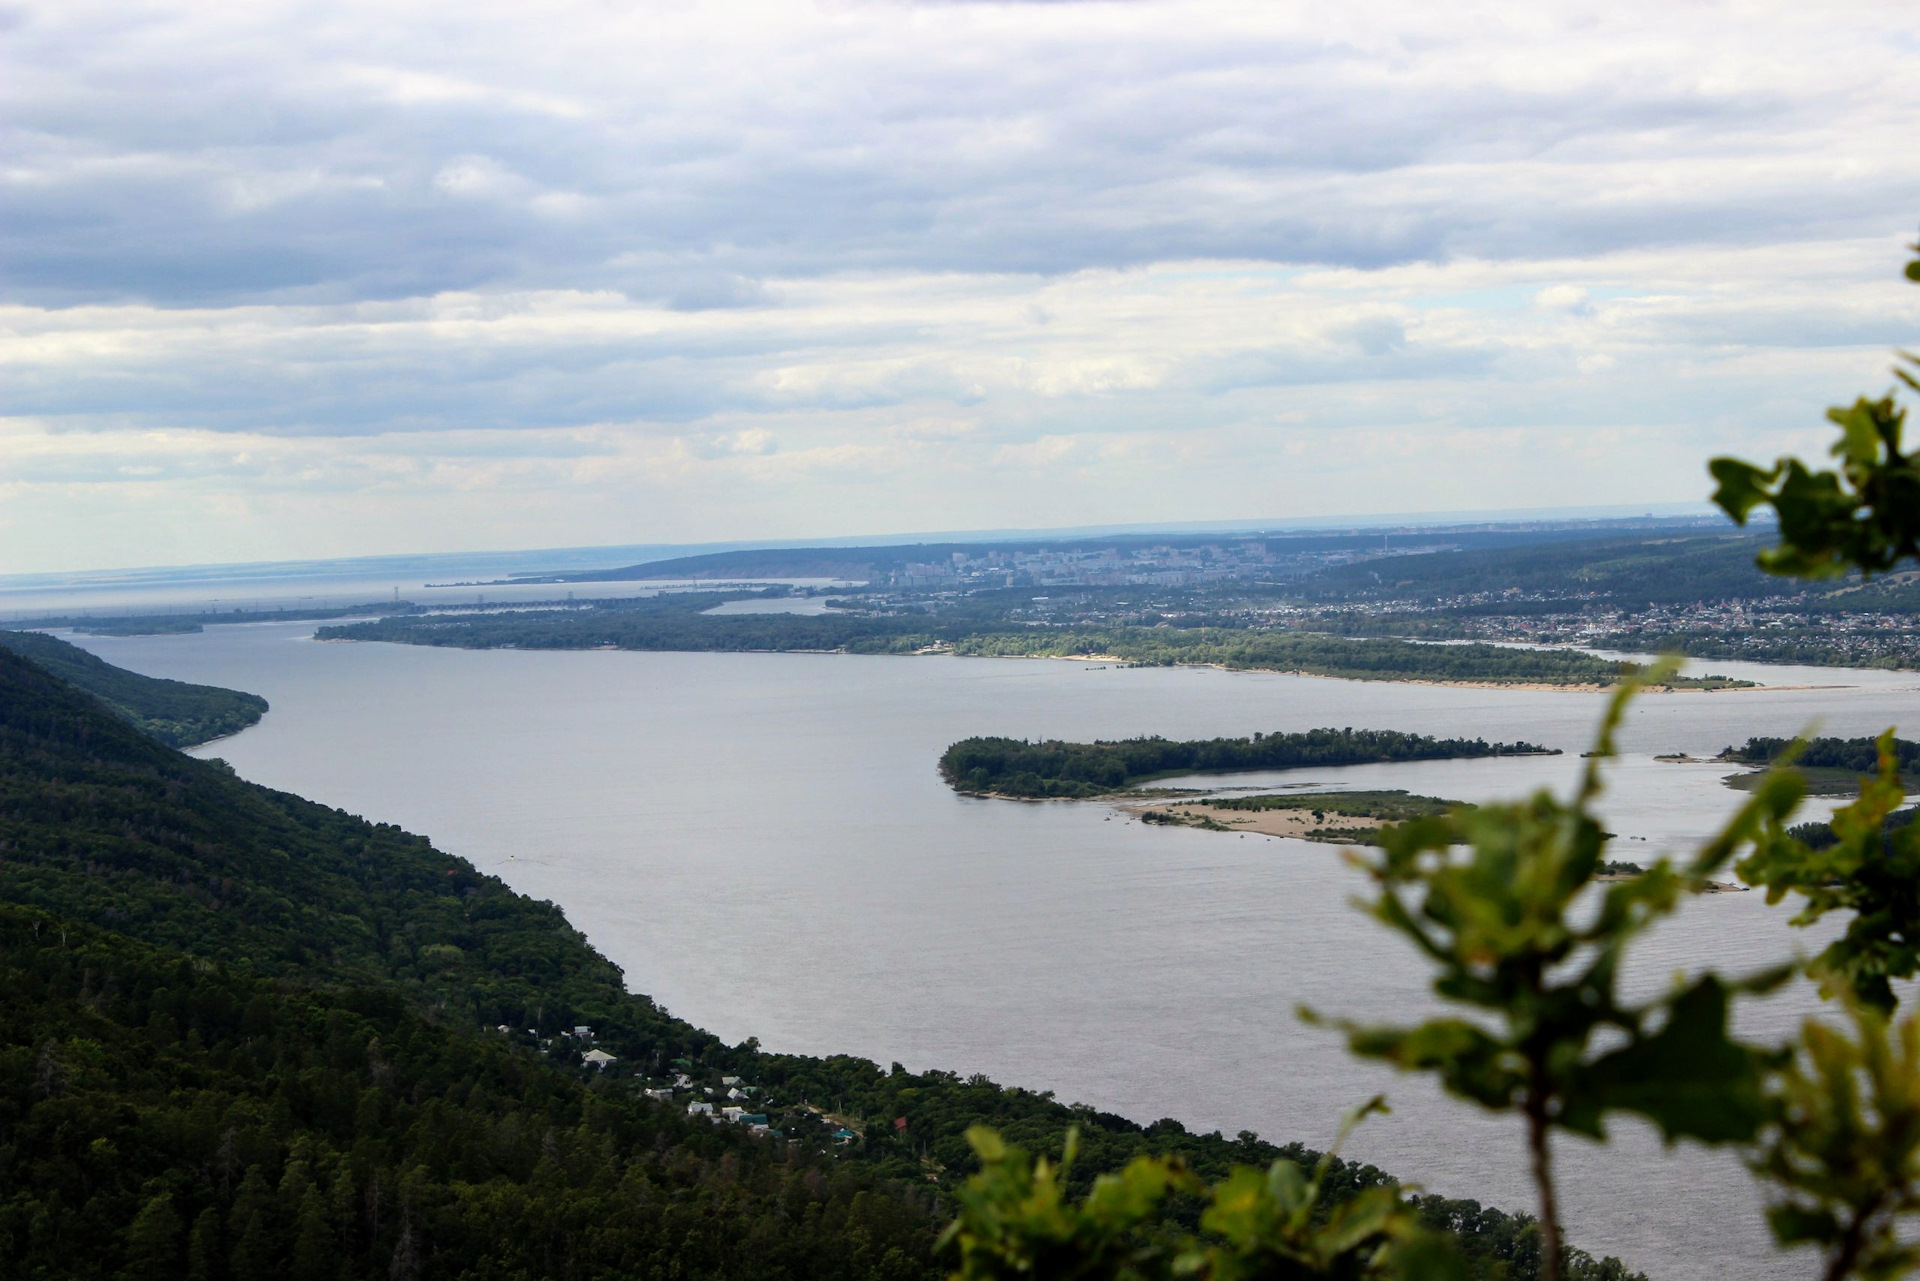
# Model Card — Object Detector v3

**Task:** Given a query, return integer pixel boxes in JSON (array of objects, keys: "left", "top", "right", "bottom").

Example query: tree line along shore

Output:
[{"left": 305, "top": 591, "right": 1752, "bottom": 688}]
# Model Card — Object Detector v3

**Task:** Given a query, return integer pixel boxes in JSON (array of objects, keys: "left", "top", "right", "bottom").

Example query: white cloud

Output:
[{"left": 0, "top": 0, "right": 1916, "bottom": 570}]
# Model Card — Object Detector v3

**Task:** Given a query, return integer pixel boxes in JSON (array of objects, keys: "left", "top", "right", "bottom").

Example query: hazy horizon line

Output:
[{"left": 0, "top": 500, "right": 1742, "bottom": 588}]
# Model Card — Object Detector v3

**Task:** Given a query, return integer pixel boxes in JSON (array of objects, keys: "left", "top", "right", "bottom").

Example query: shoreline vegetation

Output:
[
  {"left": 938, "top": 729, "right": 1557, "bottom": 799},
  {"left": 8, "top": 600, "right": 411, "bottom": 636},
  {"left": 1716, "top": 734, "right": 1920, "bottom": 796},
  {"left": 314, "top": 595, "right": 1754, "bottom": 689}
]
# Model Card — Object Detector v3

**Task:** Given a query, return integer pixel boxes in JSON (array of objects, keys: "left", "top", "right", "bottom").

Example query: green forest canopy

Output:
[{"left": 1722, "top": 734, "right": 1920, "bottom": 773}]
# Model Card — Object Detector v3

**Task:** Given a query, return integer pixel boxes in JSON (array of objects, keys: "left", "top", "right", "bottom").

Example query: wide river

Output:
[{"left": 65, "top": 624, "right": 1920, "bottom": 1279}]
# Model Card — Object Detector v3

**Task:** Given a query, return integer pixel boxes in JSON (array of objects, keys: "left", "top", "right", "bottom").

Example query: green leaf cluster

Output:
[
  {"left": 1711, "top": 240, "right": 1920, "bottom": 578},
  {"left": 1332, "top": 675, "right": 1796, "bottom": 1143},
  {"left": 1299, "top": 668, "right": 1806, "bottom": 1281},
  {"left": 939, "top": 1109, "right": 1455, "bottom": 1281},
  {"left": 1753, "top": 1003, "right": 1920, "bottom": 1281},
  {"left": 1739, "top": 734, "right": 1920, "bottom": 1013}
]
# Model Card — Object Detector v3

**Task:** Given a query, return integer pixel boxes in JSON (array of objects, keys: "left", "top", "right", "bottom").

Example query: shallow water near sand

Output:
[{"left": 64, "top": 624, "right": 1920, "bottom": 1279}]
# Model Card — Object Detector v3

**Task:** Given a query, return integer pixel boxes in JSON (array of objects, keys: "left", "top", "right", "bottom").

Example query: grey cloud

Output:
[{"left": 5, "top": 5, "right": 1912, "bottom": 308}]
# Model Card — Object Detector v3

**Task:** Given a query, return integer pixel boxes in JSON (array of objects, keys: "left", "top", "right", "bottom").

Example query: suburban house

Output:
[{"left": 582, "top": 1049, "right": 617, "bottom": 1069}]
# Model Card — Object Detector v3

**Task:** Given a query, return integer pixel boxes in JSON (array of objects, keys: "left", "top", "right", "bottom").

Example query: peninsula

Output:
[{"left": 316, "top": 592, "right": 1752, "bottom": 688}]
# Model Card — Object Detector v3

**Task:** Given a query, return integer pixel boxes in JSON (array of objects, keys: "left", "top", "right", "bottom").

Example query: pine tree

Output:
[
  {"left": 289, "top": 1185, "right": 334, "bottom": 1281},
  {"left": 228, "top": 1164, "right": 278, "bottom": 1281},
  {"left": 122, "top": 1191, "right": 183, "bottom": 1279},
  {"left": 187, "top": 1206, "right": 222, "bottom": 1281}
]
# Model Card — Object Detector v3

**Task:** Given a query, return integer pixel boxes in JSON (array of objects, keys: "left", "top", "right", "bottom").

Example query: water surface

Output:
[{"left": 72, "top": 625, "right": 1920, "bottom": 1279}]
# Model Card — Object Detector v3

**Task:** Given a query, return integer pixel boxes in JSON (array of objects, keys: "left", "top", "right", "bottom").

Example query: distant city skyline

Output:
[{"left": 4, "top": 1, "right": 1916, "bottom": 573}]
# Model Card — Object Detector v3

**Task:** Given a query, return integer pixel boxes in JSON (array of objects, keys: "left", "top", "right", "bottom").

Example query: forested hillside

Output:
[
  {"left": 0, "top": 645, "right": 1635, "bottom": 1279},
  {"left": 0, "top": 630, "right": 267, "bottom": 747},
  {"left": 0, "top": 905, "right": 941, "bottom": 1281}
]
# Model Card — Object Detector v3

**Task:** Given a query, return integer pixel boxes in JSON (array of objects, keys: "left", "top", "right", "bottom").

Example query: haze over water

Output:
[{"left": 67, "top": 623, "right": 1920, "bottom": 1280}]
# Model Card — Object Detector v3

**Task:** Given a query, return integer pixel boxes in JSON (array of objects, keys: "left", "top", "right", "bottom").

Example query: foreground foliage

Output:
[
  {"left": 939, "top": 1108, "right": 1462, "bottom": 1281},
  {"left": 1320, "top": 669, "right": 1796, "bottom": 1279}
]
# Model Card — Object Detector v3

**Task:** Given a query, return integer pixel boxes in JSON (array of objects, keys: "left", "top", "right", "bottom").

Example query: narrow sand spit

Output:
[{"left": 1119, "top": 800, "right": 1387, "bottom": 842}]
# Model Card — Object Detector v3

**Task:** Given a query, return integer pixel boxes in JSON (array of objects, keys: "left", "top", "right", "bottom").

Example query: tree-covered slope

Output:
[
  {"left": 0, "top": 629, "right": 266, "bottom": 747},
  {"left": 0, "top": 905, "right": 942, "bottom": 1281},
  {"left": 0, "top": 643, "right": 695, "bottom": 1061}
]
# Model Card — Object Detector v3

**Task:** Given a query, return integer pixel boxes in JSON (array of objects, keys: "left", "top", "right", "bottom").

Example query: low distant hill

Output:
[
  {"left": 542, "top": 545, "right": 895, "bottom": 581},
  {"left": 540, "top": 520, "right": 1741, "bottom": 587}
]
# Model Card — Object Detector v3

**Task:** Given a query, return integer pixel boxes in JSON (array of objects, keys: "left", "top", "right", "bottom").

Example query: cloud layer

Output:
[{"left": 4, "top": 0, "right": 1918, "bottom": 570}]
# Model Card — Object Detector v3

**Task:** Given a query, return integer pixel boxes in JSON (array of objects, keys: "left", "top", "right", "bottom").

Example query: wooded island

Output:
[{"left": 939, "top": 728, "right": 1556, "bottom": 798}]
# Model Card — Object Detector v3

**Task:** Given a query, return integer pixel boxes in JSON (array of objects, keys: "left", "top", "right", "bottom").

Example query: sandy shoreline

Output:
[{"left": 1119, "top": 800, "right": 1388, "bottom": 842}]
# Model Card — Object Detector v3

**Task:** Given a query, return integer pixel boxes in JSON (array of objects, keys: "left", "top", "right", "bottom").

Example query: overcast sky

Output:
[{"left": 3, "top": 1, "right": 1917, "bottom": 572}]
